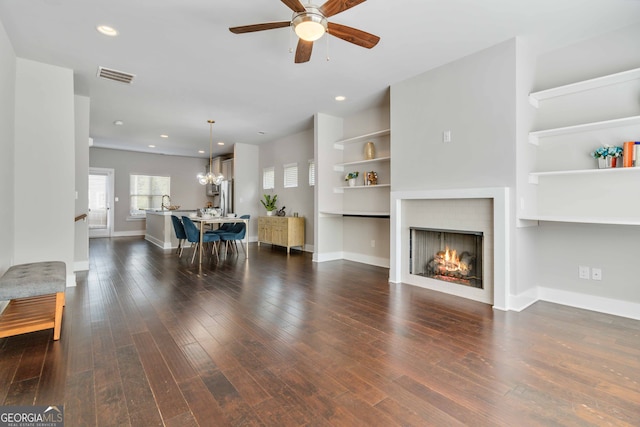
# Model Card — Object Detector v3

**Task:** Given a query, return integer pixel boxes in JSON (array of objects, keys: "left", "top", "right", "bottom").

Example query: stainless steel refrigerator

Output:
[{"left": 218, "top": 179, "right": 233, "bottom": 216}]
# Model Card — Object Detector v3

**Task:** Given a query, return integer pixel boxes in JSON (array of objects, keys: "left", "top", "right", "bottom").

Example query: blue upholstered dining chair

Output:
[
  {"left": 170, "top": 215, "right": 187, "bottom": 257},
  {"left": 218, "top": 215, "right": 250, "bottom": 256},
  {"left": 181, "top": 216, "right": 221, "bottom": 262},
  {"left": 205, "top": 221, "right": 234, "bottom": 235}
]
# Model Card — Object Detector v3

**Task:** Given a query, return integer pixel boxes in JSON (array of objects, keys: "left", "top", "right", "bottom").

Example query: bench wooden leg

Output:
[{"left": 53, "top": 292, "right": 65, "bottom": 340}]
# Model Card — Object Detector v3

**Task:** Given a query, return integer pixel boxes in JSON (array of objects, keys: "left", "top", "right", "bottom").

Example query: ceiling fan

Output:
[{"left": 229, "top": 0, "right": 380, "bottom": 63}]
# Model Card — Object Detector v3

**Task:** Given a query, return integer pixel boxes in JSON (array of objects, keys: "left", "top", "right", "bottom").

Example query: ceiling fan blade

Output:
[
  {"left": 281, "top": 0, "right": 306, "bottom": 13},
  {"left": 319, "top": 0, "right": 367, "bottom": 18},
  {"left": 327, "top": 22, "right": 379, "bottom": 49},
  {"left": 229, "top": 21, "right": 291, "bottom": 34},
  {"left": 295, "top": 39, "right": 313, "bottom": 63}
]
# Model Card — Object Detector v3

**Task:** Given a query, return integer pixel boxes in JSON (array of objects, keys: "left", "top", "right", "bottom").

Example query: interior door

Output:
[{"left": 88, "top": 168, "right": 114, "bottom": 238}]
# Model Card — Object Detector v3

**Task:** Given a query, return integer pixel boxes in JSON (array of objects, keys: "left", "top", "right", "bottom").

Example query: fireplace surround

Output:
[{"left": 390, "top": 187, "right": 510, "bottom": 309}]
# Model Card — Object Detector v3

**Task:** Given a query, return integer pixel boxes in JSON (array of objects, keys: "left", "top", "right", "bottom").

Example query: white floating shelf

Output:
[
  {"left": 528, "top": 115, "right": 640, "bottom": 145},
  {"left": 528, "top": 166, "right": 640, "bottom": 184},
  {"left": 334, "top": 129, "right": 390, "bottom": 149},
  {"left": 320, "top": 210, "right": 391, "bottom": 218},
  {"left": 334, "top": 156, "right": 391, "bottom": 169},
  {"left": 528, "top": 67, "right": 640, "bottom": 107},
  {"left": 340, "top": 184, "right": 391, "bottom": 190},
  {"left": 518, "top": 215, "right": 640, "bottom": 226}
]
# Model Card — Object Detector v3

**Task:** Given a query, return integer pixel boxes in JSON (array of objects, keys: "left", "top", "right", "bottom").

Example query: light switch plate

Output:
[{"left": 579, "top": 265, "right": 589, "bottom": 279}]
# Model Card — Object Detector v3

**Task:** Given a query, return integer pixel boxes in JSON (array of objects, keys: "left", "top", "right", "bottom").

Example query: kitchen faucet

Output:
[{"left": 161, "top": 194, "right": 171, "bottom": 210}]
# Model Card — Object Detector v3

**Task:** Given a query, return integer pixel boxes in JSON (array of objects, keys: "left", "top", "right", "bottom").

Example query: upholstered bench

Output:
[{"left": 0, "top": 261, "right": 66, "bottom": 340}]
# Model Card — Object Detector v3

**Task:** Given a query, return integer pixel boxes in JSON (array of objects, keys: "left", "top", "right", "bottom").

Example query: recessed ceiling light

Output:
[
  {"left": 217, "top": 142, "right": 225, "bottom": 146},
  {"left": 96, "top": 25, "right": 118, "bottom": 37},
  {"left": 113, "top": 120, "right": 124, "bottom": 126},
  {"left": 160, "top": 134, "right": 168, "bottom": 138},
  {"left": 198, "top": 150, "right": 205, "bottom": 154},
  {"left": 148, "top": 145, "right": 156, "bottom": 148},
  {"left": 335, "top": 95, "right": 346, "bottom": 101}
]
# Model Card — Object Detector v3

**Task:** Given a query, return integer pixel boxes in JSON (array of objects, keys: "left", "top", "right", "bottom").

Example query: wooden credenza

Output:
[{"left": 258, "top": 216, "right": 305, "bottom": 253}]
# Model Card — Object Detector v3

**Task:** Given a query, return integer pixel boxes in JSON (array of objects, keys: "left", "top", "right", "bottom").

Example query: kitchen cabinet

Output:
[
  {"left": 222, "top": 158, "right": 233, "bottom": 180},
  {"left": 258, "top": 216, "right": 305, "bottom": 253}
]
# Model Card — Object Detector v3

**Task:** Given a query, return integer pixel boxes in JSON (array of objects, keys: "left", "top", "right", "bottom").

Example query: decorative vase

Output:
[
  {"left": 598, "top": 157, "right": 612, "bottom": 169},
  {"left": 364, "top": 141, "right": 375, "bottom": 160},
  {"left": 266, "top": 210, "right": 274, "bottom": 216},
  {"left": 348, "top": 178, "right": 356, "bottom": 187}
]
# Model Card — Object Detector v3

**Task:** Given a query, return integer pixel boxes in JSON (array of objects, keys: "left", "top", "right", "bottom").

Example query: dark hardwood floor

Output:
[{"left": 1, "top": 237, "right": 639, "bottom": 426}]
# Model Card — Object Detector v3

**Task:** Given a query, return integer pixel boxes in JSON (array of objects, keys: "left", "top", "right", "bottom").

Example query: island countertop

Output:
[
  {"left": 145, "top": 209, "right": 198, "bottom": 216},
  {"left": 145, "top": 210, "right": 196, "bottom": 249}
]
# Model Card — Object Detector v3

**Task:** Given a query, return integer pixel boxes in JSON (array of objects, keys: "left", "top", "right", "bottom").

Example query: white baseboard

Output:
[
  {"left": 74, "top": 260, "right": 89, "bottom": 272},
  {"left": 343, "top": 252, "right": 390, "bottom": 268},
  {"left": 66, "top": 272, "right": 77, "bottom": 287},
  {"left": 538, "top": 286, "right": 640, "bottom": 321},
  {"left": 112, "top": 230, "right": 145, "bottom": 237},
  {"left": 384, "top": 280, "right": 639, "bottom": 321},
  {"left": 313, "top": 251, "right": 344, "bottom": 263},
  {"left": 312, "top": 251, "right": 389, "bottom": 268},
  {"left": 507, "top": 287, "right": 539, "bottom": 312},
  {"left": 145, "top": 235, "right": 173, "bottom": 249},
  {"left": 304, "top": 244, "right": 314, "bottom": 253}
]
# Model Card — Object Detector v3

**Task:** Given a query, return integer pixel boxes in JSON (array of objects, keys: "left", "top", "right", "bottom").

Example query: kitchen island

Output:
[{"left": 145, "top": 210, "right": 197, "bottom": 249}]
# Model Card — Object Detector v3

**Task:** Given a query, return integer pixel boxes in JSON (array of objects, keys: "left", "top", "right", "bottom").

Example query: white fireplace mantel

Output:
[{"left": 389, "top": 187, "right": 510, "bottom": 310}]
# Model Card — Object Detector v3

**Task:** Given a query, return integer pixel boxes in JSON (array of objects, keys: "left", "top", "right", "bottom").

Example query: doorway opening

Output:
[{"left": 89, "top": 168, "right": 114, "bottom": 238}]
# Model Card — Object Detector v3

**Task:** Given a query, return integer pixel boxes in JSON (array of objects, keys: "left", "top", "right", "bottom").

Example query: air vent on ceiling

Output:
[{"left": 97, "top": 66, "right": 135, "bottom": 84}]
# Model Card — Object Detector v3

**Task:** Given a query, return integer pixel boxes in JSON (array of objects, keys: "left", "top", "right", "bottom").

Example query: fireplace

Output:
[
  {"left": 410, "top": 227, "right": 483, "bottom": 288},
  {"left": 391, "top": 189, "right": 507, "bottom": 307}
]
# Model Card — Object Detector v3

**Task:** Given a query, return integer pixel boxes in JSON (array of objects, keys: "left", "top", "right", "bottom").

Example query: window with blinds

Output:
[
  {"left": 263, "top": 166, "right": 275, "bottom": 190},
  {"left": 284, "top": 163, "right": 298, "bottom": 188},
  {"left": 130, "top": 174, "right": 170, "bottom": 216}
]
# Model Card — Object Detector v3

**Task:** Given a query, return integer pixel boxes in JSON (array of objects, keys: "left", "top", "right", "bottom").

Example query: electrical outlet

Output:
[
  {"left": 592, "top": 268, "right": 602, "bottom": 281},
  {"left": 370, "top": 240, "right": 376, "bottom": 248},
  {"left": 443, "top": 130, "right": 451, "bottom": 143},
  {"left": 579, "top": 265, "right": 590, "bottom": 279}
]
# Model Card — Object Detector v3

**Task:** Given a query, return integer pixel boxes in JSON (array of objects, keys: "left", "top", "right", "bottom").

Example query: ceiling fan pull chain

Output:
[
  {"left": 325, "top": 31, "right": 330, "bottom": 61},
  {"left": 288, "top": 26, "right": 294, "bottom": 54}
]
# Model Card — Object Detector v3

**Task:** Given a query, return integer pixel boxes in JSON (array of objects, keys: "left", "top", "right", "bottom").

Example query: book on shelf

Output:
[{"left": 622, "top": 141, "right": 636, "bottom": 167}]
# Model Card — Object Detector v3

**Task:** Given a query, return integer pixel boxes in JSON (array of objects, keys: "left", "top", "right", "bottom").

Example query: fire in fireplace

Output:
[{"left": 410, "top": 227, "right": 483, "bottom": 288}]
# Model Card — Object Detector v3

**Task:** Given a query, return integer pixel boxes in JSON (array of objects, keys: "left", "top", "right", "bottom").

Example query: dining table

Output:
[{"left": 191, "top": 216, "right": 250, "bottom": 264}]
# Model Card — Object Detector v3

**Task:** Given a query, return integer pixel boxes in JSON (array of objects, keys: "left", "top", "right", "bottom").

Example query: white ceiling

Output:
[{"left": 1, "top": 0, "right": 639, "bottom": 158}]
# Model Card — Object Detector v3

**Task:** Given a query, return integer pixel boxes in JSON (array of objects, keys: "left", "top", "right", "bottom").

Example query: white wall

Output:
[
  {"left": 315, "top": 102, "right": 392, "bottom": 266},
  {"left": 389, "top": 26, "right": 640, "bottom": 318},
  {"left": 390, "top": 40, "right": 517, "bottom": 302},
  {"left": 14, "top": 59, "right": 75, "bottom": 285},
  {"left": 314, "top": 113, "right": 344, "bottom": 261},
  {"left": 74, "top": 95, "right": 90, "bottom": 271},
  {"left": 0, "top": 19, "right": 15, "bottom": 275},
  {"left": 341, "top": 105, "right": 391, "bottom": 266},
  {"left": 233, "top": 143, "right": 260, "bottom": 241},
  {"left": 531, "top": 25, "right": 640, "bottom": 309},
  {"left": 391, "top": 39, "right": 517, "bottom": 192},
  {"left": 259, "top": 129, "right": 314, "bottom": 249},
  {"left": 513, "top": 37, "right": 539, "bottom": 297},
  {"left": 90, "top": 147, "right": 213, "bottom": 235}
]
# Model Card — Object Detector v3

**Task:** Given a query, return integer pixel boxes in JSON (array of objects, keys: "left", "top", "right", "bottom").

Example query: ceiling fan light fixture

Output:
[{"left": 292, "top": 10, "right": 327, "bottom": 42}]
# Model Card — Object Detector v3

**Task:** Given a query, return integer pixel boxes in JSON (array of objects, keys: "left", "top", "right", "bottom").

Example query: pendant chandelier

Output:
[{"left": 197, "top": 120, "right": 224, "bottom": 185}]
